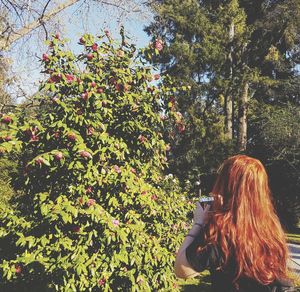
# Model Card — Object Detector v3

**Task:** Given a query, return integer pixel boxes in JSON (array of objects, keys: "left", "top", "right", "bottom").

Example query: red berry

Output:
[
  {"left": 87, "top": 54, "right": 93, "bottom": 60},
  {"left": 4, "top": 136, "right": 12, "bottom": 141},
  {"left": 91, "top": 81, "right": 96, "bottom": 88},
  {"left": 55, "top": 33, "right": 60, "bottom": 39}
]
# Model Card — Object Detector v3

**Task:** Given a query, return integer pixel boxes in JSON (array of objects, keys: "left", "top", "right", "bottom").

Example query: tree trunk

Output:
[
  {"left": 238, "top": 81, "right": 249, "bottom": 151},
  {"left": 224, "top": 22, "right": 234, "bottom": 139},
  {"left": 225, "top": 95, "right": 233, "bottom": 139}
]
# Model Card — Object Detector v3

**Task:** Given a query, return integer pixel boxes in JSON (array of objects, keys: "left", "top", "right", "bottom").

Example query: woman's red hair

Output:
[{"left": 207, "top": 155, "right": 289, "bottom": 285}]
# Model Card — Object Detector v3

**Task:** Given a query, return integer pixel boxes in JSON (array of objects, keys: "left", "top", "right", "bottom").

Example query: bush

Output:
[
  {"left": 0, "top": 157, "right": 17, "bottom": 206},
  {"left": 0, "top": 29, "right": 193, "bottom": 291}
]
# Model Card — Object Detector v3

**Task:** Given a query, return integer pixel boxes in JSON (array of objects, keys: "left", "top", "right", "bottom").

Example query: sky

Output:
[{"left": 6, "top": 1, "right": 153, "bottom": 102}]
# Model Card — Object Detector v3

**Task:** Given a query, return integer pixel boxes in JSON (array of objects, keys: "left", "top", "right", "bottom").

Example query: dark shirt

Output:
[{"left": 185, "top": 233, "right": 295, "bottom": 292}]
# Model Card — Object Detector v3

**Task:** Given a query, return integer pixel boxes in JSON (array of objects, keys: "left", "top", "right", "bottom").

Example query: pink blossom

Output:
[
  {"left": 54, "top": 152, "right": 63, "bottom": 160},
  {"left": 113, "top": 165, "right": 121, "bottom": 174},
  {"left": 42, "top": 53, "right": 49, "bottom": 62},
  {"left": 87, "top": 198, "right": 96, "bottom": 207},
  {"left": 116, "top": 50, "right": 125, "bottom": 57},
  {"left": 29, "top": 135, "right": 39, "bottom": 142},
  {"left": 35, "top": 157, "right": 45, "bottom": 166},
  {"left": 92, "top": 43, "right": 98, "bottom": 51},
  {"left": 151, "top": 194, "right": 158, "bottom": 201},
  {"left": 153, "top": 74, "right": 160, "bottom": 80},
  {"left": 87, "top": 53, "right": 93, "bottom": 60},
  {"left": 112, "top": 219, "right": 119, "bottom": 226},
  {"left": 87, "top": 126, "right": 94, "bottom": 136},
  {"left": 79, "top": 150, "right": 92, "bottom": 159},
  {"left": 67, "top": 132, "right": 76, "bottom": 141},
  {"left": 73, "top": 226, "right": 80, "bottom": 232},
  {"left": 81, "top": 92, "right": 89, "bottom": 101},
  {"left": 65, "top": 74, "right": 75, "bottom": 83},
  {"left": 98, "top": 278, "right": 106, "bottom": 286},
  {"left": 79, "top": 37, "right": 85, "bottom": 44},
  {"left": 86, "top": 186, "right": 93, "bottom": 193},
  {"left": 1, "top": 115, "right": 12, "bottom": 124},
  {"left": 138, "top": 134, "right": 146, "bottom": 143},
  {"left": 155, "top": 39, "right": 164, "bottom": 51},
  {"left": 52, "top": 97, "right": 59, "bottom": 103}
]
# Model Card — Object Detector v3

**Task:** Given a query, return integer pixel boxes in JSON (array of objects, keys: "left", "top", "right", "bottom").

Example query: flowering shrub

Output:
[{"left": 0, "top": 29, "right": 193, "bottom": 291}]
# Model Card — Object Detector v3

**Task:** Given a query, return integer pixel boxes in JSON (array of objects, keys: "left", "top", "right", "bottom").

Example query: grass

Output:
[
  {"left": 179, "top": 270, "right": 211, "bottom": 292},
  {"left": 287, "top": 233, "right": 300, "bottom": 244}
]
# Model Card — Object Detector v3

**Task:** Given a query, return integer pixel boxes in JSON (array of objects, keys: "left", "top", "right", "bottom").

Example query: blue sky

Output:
[{"left": 7, "top": 1, "right": 153, "bottom": 102}]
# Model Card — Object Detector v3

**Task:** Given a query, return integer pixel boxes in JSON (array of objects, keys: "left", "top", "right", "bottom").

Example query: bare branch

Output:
[{"left": 0, "top": 0, "right": 80, "bottom": 49}]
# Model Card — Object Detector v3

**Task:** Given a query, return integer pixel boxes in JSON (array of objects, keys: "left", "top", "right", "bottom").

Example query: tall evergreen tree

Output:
[{"left": 145, "top": 0, "right": 300, "bottom": 184}]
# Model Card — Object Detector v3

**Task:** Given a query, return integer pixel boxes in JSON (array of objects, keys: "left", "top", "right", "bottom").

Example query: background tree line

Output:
[{"left": 145, "top": 0, "right": 300, "bottom": 230}]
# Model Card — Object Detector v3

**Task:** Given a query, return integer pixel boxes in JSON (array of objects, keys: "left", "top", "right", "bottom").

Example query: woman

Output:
[{"left": 175, "top": 155, "right": 295, "bottom": 291}]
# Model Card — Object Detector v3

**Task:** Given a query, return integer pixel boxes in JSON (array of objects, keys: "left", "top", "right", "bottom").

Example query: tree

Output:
[
  {"left": 145, "top": 0, "right": 300, "bottom": 182},
  {"left": 0, "top": 29, "right": 192, "bottom": 291},
  {"left": 247, "top": 101, "right": 300, "bottom": 230}
]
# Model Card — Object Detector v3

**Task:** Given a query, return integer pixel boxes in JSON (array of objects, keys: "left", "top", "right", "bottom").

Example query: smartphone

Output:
[{"left": 199, "top": 196, "right": 214, "bottom": 209}]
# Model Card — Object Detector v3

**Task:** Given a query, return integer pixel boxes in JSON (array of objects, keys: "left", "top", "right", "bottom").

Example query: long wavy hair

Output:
[{"left": 206, "top": 155, "right": 289, "bottom": 285}]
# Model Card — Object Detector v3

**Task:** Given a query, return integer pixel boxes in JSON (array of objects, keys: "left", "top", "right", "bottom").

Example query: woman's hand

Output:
[{"left": 193, "top": 202, "right": 211, "bottom": 225}]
